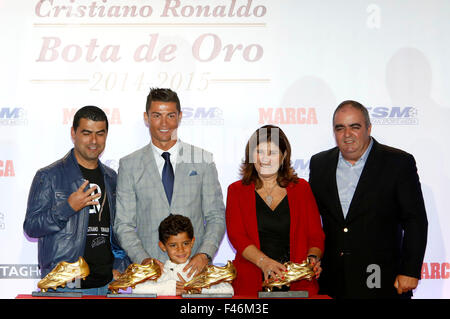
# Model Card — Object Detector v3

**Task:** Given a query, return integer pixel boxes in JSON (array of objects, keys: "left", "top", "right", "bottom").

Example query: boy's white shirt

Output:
[{"left": 132, "top": 259, "right": 234, "bottom": 296}]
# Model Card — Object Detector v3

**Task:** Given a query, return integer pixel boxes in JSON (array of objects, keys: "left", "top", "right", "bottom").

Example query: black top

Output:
[
  {"left": 255, "top": 191, "right": 291, "bottom": 264},
  {"left": 79, "top": 165, "right": 113, "bottom": 288}
]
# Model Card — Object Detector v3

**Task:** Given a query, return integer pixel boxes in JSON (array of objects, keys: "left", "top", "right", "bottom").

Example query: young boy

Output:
[{"left": 133, "top": 214, "right": 233, "bottom": 296}]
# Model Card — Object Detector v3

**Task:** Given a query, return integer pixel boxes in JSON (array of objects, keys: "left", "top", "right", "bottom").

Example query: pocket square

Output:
[{"left": 189, "top": 170, "right": 198, "bottom": 176}]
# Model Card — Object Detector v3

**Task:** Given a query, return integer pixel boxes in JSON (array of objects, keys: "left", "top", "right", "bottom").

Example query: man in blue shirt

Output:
[{"left": 309, "top": 100, "right": 428, "bottom": 299}]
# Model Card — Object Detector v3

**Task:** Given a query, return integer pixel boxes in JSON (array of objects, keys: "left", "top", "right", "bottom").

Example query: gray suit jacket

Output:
[{"left": 114, "top": 140, "right": 225, "bottom": 264}]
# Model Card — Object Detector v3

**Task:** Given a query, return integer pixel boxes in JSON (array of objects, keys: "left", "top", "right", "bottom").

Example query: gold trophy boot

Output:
[
  {"left": 37, "top": 256, "right": 90, "bottom": 293},
  {"left": 184, "top": 261, "right": 237, "bottom": 294},
  {"left": 262, "top": 260, "right": 315, "bottom": 292},
  {"left": 108, "top": 260, "right": 162, "bottom": 294}
]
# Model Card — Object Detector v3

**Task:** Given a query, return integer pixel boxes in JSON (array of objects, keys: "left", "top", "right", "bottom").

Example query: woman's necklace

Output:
[{"left": 263, "top": 181, "right": 277, "bottom": 207}]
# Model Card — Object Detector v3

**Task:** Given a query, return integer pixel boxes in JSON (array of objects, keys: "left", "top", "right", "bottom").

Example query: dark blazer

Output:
[
  {"left": 226, "top": 179, "right": 325, "bottom": 297},
  {"left": 309, "top": 138, "right": 427, "bottom": 298}
]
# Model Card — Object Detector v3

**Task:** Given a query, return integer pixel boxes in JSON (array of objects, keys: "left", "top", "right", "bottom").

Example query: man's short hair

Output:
[
  {"left": 73, "top": 105, "right": 108, "bottom": 132},
  {"left": 146, "top": 88, "right": 181, "bottom": 114},
  {"left": 333, "top": 100, "right": 371, "bottom": 128},
  {"left": 158, "top": 214, "right": 194, "bottom": 244}
]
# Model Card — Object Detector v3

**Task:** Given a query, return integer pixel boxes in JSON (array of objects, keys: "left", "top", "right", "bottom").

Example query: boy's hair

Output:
[{"left": 158, "top": 214, "right": 194, "bottom": 244}]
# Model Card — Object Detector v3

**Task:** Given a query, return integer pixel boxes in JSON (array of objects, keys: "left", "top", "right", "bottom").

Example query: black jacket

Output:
[
  {"left": 24, "top": 149, "right": 130, "bottom": 278},
  {"left": 309, "top": 138, "right": 428, "bottom": 298}
]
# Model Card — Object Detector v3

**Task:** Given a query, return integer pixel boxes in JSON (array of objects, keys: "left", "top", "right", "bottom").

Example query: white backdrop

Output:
[{"left": 1, "top": 0, "right": 449, "bottom": 299}]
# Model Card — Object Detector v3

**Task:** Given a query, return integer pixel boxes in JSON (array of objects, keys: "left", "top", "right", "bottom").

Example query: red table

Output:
[{"left": 16, "top": 294, "right": 331, "bottom": 299}]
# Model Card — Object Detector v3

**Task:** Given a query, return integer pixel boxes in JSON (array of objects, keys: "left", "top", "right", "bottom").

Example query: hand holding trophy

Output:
[{"left": 261, "top": 260, "right": 316, "bottom": 292}]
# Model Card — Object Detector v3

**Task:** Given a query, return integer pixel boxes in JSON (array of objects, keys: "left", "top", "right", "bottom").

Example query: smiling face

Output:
[
  {"left": 144, "top": 101, "right": 182, "bottom": 150},
  {"left": 333, "top": 104, "right": 372, "bottom": 164},
  {"left": 252, "top": 141, "right": 284, "bottom": 179},
  {"left": 71, "top": 118, "right": 107, "bottom": 169},
  {"left": 159, "top": 232, "right": 195, "bottom": 265}
]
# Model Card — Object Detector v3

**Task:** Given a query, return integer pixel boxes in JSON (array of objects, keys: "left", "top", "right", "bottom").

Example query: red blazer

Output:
[{"left": 225, "top": 179, "right": 325, "bottom": 297}]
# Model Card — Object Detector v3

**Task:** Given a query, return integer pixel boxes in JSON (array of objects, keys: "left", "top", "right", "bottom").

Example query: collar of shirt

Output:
[{"left": 151, "top": 139, "right": 180, "bottom": 177}]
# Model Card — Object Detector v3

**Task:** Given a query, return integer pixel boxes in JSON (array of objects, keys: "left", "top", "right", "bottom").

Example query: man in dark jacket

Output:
[
  {"left": 309, "top": 100, "right": 428, "bottom": 299},
  {"left": 24, "top": 106, "right": 129, "bottom": 295}
]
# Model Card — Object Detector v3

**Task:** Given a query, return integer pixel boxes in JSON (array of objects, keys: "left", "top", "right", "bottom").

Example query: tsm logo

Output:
[
  {"left": 181, "top": 107, "right": 224, "bottom": 125},
  {"left": 367, "top": 107, "right": 418, "bottom": 125}
]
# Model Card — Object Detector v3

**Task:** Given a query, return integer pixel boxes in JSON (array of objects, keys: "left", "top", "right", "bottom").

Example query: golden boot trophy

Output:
[
  {"left": 184, "top": 261, "right": 236, "bottom": 294},
  {"left": 37, "top": 256, "right": 90, "bottom": 293},
  {"left": 108, "top": 260, "right": 162, "bottom": 294},
  {"left": 262, "top": 260, "right": 315, "bottom": 292}
]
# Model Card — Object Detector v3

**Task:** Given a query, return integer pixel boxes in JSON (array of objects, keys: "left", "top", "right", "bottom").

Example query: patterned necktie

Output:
[{"left": 161, "top": 152, "right": 174, "bottom": 205}]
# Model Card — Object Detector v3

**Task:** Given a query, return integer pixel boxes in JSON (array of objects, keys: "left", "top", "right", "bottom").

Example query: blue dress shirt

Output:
[{"left": 336, "top": 138, "right": 374, "bottom": 218}]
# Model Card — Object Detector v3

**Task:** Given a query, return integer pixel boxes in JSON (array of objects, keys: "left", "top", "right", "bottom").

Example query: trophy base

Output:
[
  {"left": 258, "top": 291, "right": 309, "bottom": 298},
  {"left": 106, "top": 293, "right": 157, "bottom": 298},
  {"left": 32, "top": 291, "right": 83, "bottom": 298},
  {"left": 182, "top": 293, "right": 234, "bottom": 298}
]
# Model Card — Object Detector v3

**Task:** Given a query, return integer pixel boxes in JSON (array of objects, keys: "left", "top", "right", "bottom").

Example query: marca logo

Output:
[
  {"left": 0, "top": 107, "right": 28, "bottom": 126},
  {"left": 0, "top": 160, "right": 15, "bottom": 177},
  {"left": 0, "top": 265, "right": 41, "bottom": 279},
  {"left": 367, "top": 107, "right": 418, "bottom": 125},
  {"left": 258, "top": 108, "right": 318, "bottom": 125},
  {"left": 292, "top": 159, "right": 310, "bottom": 177},
  {"left": 181, "top": 107, "right": 224, "bottom": 125},
  {"left": 62, "top": 108, "right": 122, "bottom": 125},
  {"left": 421, "top": 262, "right": 450, "bottom": 279}
]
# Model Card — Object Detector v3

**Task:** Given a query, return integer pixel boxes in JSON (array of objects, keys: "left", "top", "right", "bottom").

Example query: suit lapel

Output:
[
  {"left": 345, "top": 139, "right": 382, "bottom": 222},
  {"left": 171, "top": 141, "right": 190, "bottom": 207},
  {"left": 141, "top": 143, "right": 170, "bottom": 208},
  {"left": 326, "top": 148, "right": 346, "bottom": 223}
]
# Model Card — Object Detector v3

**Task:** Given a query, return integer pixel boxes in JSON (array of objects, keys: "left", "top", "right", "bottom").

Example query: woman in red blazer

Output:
[{"left": 226, "top": 125, "right": 325, "bottom": 297}]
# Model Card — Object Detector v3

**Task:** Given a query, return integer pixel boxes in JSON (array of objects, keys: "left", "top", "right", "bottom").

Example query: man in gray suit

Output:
[{"left": 114, "top": 88, "right": 225, "bottom": 277}]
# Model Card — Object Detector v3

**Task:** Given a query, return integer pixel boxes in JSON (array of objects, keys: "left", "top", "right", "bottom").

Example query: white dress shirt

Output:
[{"left": 151, "top": 140, "right": 180, "bottom": 177}]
